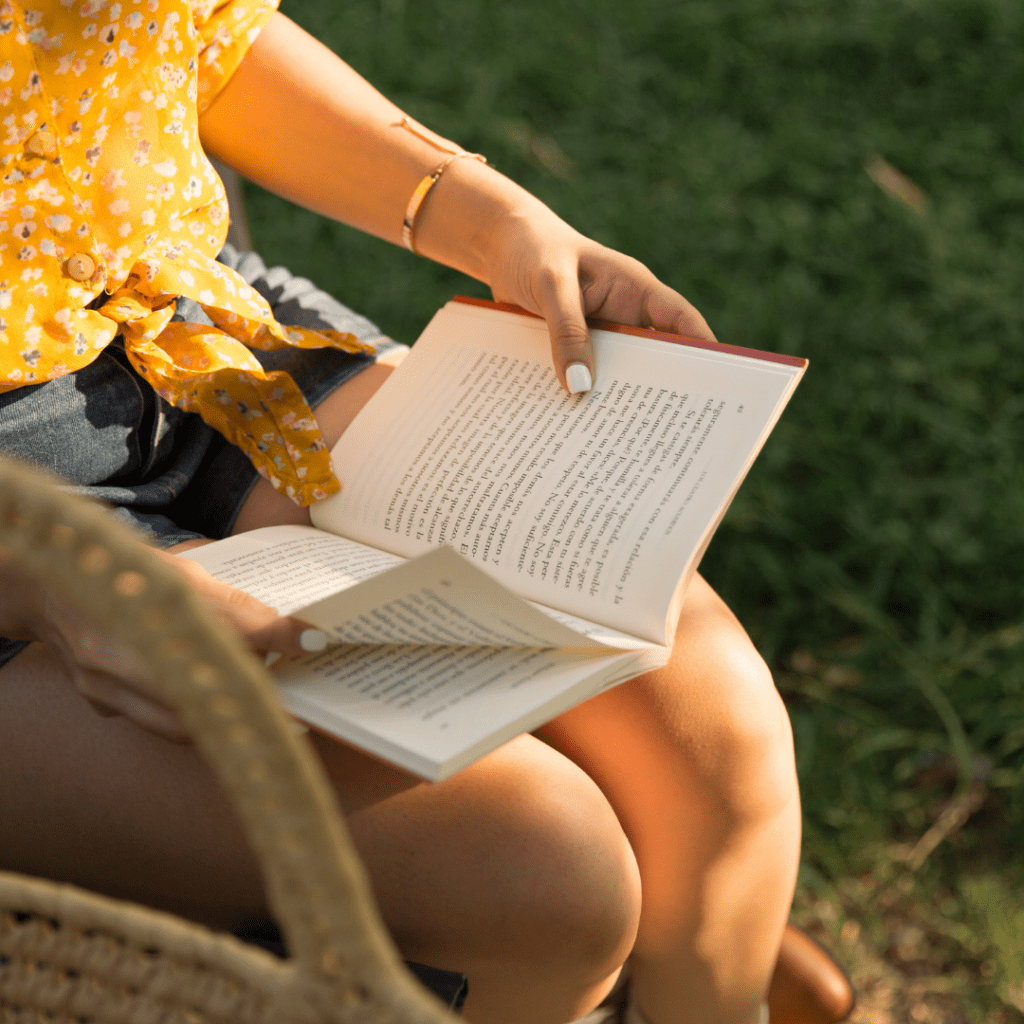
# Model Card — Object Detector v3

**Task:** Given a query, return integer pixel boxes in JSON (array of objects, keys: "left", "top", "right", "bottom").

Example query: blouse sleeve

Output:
[{"left": 191, "top": 0, "right": 281, "bottom": 114}]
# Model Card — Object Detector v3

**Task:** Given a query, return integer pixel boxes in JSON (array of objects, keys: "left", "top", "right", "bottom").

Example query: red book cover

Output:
[{"left": 450, "top": 295, "right": 807, "bottom": 369}]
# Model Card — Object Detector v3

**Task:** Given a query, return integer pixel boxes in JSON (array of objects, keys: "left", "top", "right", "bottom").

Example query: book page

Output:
[
  {"left": 314, "top": 301, "right": 803, "bottom": 644},
  {"left": 180, "top": 523, "right": 667, "bottom": 777},
  {"left": 182, "top": 526, "right": 623, "bottom": 651},
  {"left": 277, "top": 643, "right": 668, "bottom": 780},
  {"left": 527, "top": 602, "right": 658, "bottom": 650},
  {"left": 293, "top": 545, "right": 615, "bottom": 649},
  {"left": 179, "top": 525, "right": 404, "bottom": 616}
]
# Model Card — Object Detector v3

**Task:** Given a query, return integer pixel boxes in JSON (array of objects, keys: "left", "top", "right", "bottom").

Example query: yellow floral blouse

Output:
[{"left": 0, "top": 0, "right": 373, "bottom": 506}]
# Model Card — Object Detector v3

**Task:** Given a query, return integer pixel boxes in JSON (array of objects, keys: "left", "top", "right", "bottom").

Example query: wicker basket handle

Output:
[{"left": 0, "top": 457, "right": 435, "bottom": 1003}]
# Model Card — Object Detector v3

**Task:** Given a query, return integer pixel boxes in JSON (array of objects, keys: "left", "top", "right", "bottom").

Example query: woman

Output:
[{"left": 0, "top": 3, "right": 847, "bottom": 1023}]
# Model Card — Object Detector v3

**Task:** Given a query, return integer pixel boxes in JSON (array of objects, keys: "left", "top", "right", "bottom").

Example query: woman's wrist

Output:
[{"left": 409, "top": 155, "right": 570, "bottom": 288}]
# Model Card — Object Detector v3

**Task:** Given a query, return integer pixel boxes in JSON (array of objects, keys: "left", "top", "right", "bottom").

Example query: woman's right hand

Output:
[{"left": 2, "top": 544, "right": 322, "bottom": 744}]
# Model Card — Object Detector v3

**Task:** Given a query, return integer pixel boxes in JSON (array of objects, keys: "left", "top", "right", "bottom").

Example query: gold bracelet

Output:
[
  {"left": 401, "top": 151, "right": 487, "bottom": 254},
  {"left": 393, "top": 116, "right": 487, "bottom": 254}
]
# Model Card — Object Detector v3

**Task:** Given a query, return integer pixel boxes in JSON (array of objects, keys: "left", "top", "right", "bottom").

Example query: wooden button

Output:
[
  {"left": 25, "top": 130, "right": 57, "bottom": 158},
  {"left": 65, "top": 253, "right": 96, "bottom": 281}
]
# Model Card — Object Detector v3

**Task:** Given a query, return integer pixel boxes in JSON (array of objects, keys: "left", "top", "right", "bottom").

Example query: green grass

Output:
[{"left": 248, "top": 0, "right": 1024, "bottom": 1014}]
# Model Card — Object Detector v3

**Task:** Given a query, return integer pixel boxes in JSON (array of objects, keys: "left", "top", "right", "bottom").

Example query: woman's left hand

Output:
[
  {"left": 474, "top": 193, "right": 717, "bottom": 394},
  {"left": 30, "top": 544, "right": 327, "bottom": 745}
]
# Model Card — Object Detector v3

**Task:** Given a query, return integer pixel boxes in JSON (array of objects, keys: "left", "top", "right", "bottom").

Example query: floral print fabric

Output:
[{"left": 0, "top": 0, "right": 373, "bottom": 505}]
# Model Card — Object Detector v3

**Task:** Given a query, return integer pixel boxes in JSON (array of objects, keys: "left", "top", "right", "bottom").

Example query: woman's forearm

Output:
[
  {"left": 197, "top": 12, "right": 556, "bottom": 286},
  {"left": 198, "top": 11, "right": 716, "bottom": 388}
]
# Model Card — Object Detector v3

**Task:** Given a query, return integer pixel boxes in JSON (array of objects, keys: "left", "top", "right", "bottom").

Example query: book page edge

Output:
[{"left": 449, "top": 296, "right": 808, "bottom": 369}]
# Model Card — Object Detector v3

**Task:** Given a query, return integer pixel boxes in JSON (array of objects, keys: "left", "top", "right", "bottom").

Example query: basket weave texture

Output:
[{"left": 0, "top": 457, "right": 458, "bottom": 1024}]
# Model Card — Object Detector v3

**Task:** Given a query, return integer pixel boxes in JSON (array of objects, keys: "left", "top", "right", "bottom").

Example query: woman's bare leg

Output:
[
  {"left": 537, "top": 575, "right": 801, "bottom": 1024},
  {"left": 0, "top": 362, "right": 639, "bottom": 1024},
  {"left": 0, "top": 648, "right": 637, "bottom": 1023}
]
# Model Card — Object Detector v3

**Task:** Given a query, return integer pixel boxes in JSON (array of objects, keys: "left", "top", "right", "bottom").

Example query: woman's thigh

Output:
[
  {"left": 0, "top": 358, "right": 401, "bottom": 920},
  {"left": 0, "top": 350, "right": 402, "bottom": 909},
  {"left": 538, "top": 573, "right": 797, "bottom": 835},
  {"left": 0, "top": 642, "right": 637, "bottom": 977},
  {"left": 534, "top": 573, "right": 800, "bottom": 1012},
  {"left": 0, "top": 356, "right": 640, "bottom": 996}
]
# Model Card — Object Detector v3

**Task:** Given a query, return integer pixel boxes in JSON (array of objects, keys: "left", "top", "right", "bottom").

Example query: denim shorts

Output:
[{"left": 0, "top": 243, "right": 403, "bottom": 668}]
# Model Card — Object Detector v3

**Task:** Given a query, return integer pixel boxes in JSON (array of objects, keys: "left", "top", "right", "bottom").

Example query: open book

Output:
[{"left": 183, "top": 297, "right": 807, "bottom": 781}]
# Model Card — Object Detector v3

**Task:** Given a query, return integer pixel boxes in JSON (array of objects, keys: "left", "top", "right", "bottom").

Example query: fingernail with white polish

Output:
[
  {"left": 299, "top": 628, "right": 329, "bottom": 653},
  {"left": 566, "top": 363, "right": 592, "bottom": 394}
]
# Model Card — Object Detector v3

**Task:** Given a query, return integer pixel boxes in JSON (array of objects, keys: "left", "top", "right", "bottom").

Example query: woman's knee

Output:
[
  {"left": 335, "top": 734, "right": 641, "bottom": 982},
  {"left": 672, "top": 614, "right": 798, "bottom": 826},
  {"left": 482, "top": 744, "right": 642, "bottom": 974}
]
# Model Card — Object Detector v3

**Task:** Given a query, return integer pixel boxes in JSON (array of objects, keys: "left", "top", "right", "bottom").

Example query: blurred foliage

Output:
[
  {"left": 791, "top": 855, "right": 1024, "bottom": 1021},
  {"left": 248, "top": 0, "right": 1024, "bottom": 994}
]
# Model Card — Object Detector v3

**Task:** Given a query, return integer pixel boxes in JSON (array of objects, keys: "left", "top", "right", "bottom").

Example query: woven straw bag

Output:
[{"left": 0, "top": 456, "right": 460, "bottom": 1024}]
